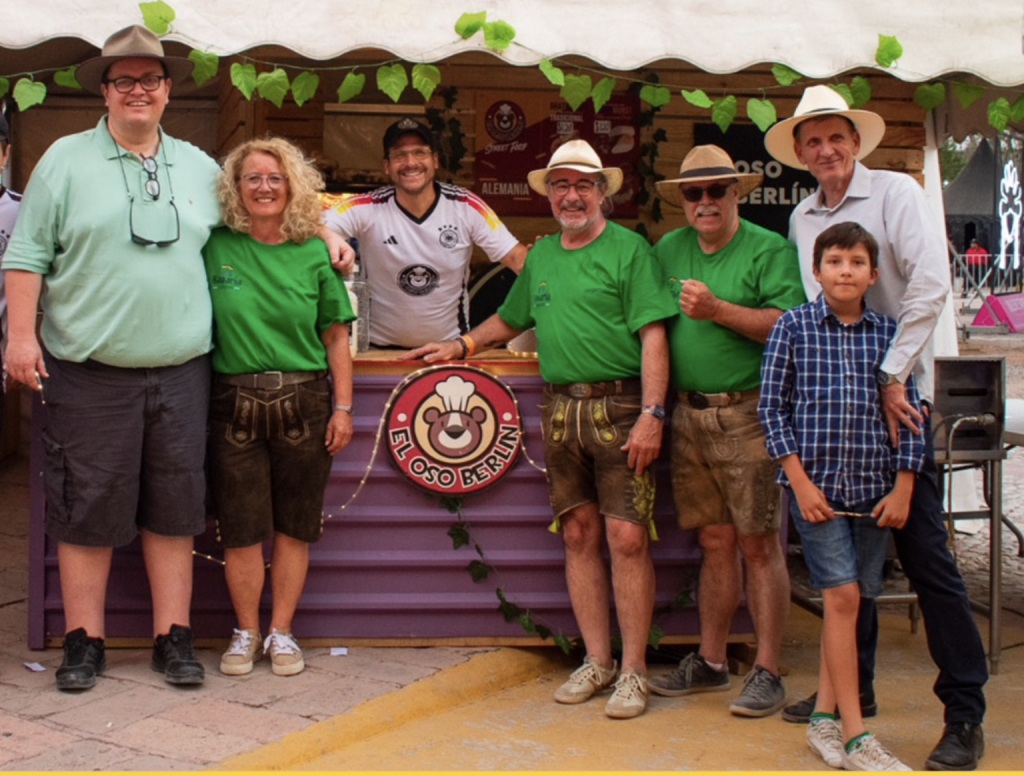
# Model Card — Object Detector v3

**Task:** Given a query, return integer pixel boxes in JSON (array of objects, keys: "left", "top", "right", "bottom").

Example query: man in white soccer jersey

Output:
[{"left": 324, "top": 118, "right": 527, "bottom": 348}]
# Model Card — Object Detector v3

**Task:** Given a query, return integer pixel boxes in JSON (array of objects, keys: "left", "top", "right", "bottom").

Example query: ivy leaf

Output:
[
  {"left": 591, "top": 77, "right": 615, "bottom": 113},
  {"left": 496, "top": 589, "right": 520, "bottom": 622},
  {"left": 289, "top": 71, "right": 319, "bottom": 107},
  {"left": 483, "top": 20, "right": 516, "bottom": 51},
  {"left": 711, "top": 95, "right": 737, "bottom": 133},
  {"left": 988, "top": 98, "right": 1011, "bottom": 133},
  {"left": 139, "top": 0, "right": 176, "bottom": 34},
  {"left": 1011, "top": 94, "right": 1024, "bottom": 123},
  {"left": 953, "top": 82, "right": 985, "bottom": 110},
  {"left": 53, "top": 66, "right": 81, "bottom": 90},
  {"left": 560, "top": 74, "right": 592, "bottom": 112},
  {"left": 746, "top": 97, "right": 777, "bottom": 132},
  {"left": 849, "top": 76, "right": 872, "bottom": 109},
  {"left": 188, "top": 50, "right": 219, "bottom": 87},
  {"left": 447, "top": 522, "right": 469, "bottom": 550},
  {"left": 467, "top": 560, "right": 491, "bottom": 582},
  {"left": 13, "top": 78, "right": 46, "bottom": 112},
  {"left": 438, "top": 495, "right": 463, "bottom": 515},
  {"left": 256, "top": 69, "right": 290, "bottom": 108},
  {"left": 639, "top": 84, "right": 670, "bottom": 109},
  {"left": 0, "top": 78, "right": 9, "bottom": 99},
  {"left": 771, "top": 63, "right": 802, "bottom": 87},
  {"left": 829, "top": 83, "right": 854, "bottom": 107},
  {"left": 230, "top": 62, "right": 257, "bottom": 100},
  {"left": 377, "top": 63, "right": 408, "bottom": 103},
  {"left": 648, "top": 623, "right": 666, "bottom": 650},
  {"left": 914, "top": 82, "right": 946, "bottom": 112},
  {"left": 455, "top": 11, "right": 487, "bottom": 39},
  {"left": 875, "top": 34, "right": 903, "bottom": 68},
  {"left": 336, "top": 71, "right": 366, "bottom": 103},
  {"left": 412, "top": 64, "right": 441, "bottom": 102},
  {"left": 553, "top": 634, "right": 573, "bottom": 655},
  {"left": 681, "top": 88, "right": 712, "bottom": 109},
  {"left": 538, "top": 59, "right": 565, "bottom": 87},
  {"left": 518, "top": 612, "right": 537, "bottom": 635}
]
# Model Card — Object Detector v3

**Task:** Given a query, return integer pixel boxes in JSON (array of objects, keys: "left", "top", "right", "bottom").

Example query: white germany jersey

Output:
[{"left": 324, "top": 182, "right": 518, "bottom": 348}]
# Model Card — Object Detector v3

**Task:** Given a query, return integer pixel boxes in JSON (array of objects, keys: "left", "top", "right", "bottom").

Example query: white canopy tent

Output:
[{"left": 3, "top": 0, "right": 1023, "bottom": 86}]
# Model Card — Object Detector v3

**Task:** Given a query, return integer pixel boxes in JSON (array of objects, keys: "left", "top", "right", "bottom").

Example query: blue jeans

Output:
[{"left": 858, "top": 413, "right": 987, "bottom": 724}]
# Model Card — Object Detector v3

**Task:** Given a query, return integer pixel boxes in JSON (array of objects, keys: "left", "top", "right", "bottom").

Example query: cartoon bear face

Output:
[{"left": 423, "top": 406, "right": 487, "bottom": 459}]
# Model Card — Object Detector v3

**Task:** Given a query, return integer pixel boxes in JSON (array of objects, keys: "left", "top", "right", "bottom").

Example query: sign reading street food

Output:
[{"left": 386, "top": 366, "right": 522, "bottom": 495}]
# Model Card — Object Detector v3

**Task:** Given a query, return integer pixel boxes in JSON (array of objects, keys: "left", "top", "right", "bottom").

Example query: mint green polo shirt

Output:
[{"left": 2, "top": 117, "right": 220, "bottom": 368}]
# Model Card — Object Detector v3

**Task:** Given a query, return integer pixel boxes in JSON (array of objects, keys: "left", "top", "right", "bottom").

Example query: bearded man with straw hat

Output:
[{"left": 408, "top": 139, "right": 677, "bottom": 719}]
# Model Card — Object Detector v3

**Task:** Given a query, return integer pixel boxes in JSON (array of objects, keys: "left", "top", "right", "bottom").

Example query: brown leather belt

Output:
[
  {"left": 215, "top": 370, "right": 327, "bottom": 390},
  {"left": 547, "top": 378, "right": 643, "bottom": 399},
  {"left": 680, "top": 387, "right": 760, "bottom": 410}
]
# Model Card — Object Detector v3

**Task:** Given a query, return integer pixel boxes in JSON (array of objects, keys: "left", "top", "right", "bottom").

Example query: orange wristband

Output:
[{"left": 461, "top": 333, "right": 476, "bottom": 357}]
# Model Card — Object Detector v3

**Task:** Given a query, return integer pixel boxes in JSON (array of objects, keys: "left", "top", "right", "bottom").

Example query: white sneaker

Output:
[
  {"left": 219, "top": 628, "right": 261, "bottom": 676},
  {"left": 841, "top": 733, "right": 912, "bottom": 771},
  {"left": 553, "top": 656, "right": 618, "bottom": 704},
  {"left": 605, "top": 671, "right": 648, "bottom": 719},
  {"left": 264, "top": 629, "right": 305, "bottom": 676},
  {"left": 807, "top": 717, "right": 844, "bottom": 768}
]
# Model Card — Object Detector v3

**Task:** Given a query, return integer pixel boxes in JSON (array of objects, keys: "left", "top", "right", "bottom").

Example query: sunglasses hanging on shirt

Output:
[{"left": 114, "top": 131, "right": 181, "bottom": 247}]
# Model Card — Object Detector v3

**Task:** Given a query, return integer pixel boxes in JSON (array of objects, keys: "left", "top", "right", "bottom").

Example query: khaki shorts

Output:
[
  {"left": 670, "top": 390, "right": 781, "bottom": 536},
  {"left": 539, "top": 386, "right": 655, "bottom": 529}
]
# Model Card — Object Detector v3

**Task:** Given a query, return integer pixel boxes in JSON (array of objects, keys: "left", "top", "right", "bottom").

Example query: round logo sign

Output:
[
  {"left": 385, "top": 366, "right": 522, "bottom": 495},
  {"left": 484, "top": 101, "right": 526, "bottom": 143}
]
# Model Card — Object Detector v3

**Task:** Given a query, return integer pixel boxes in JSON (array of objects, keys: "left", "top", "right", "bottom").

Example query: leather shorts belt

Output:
[
  {"left": 547, "top": 378, "right": 643, "bottom": 399},
  {"left": 214, "top": 370, "right": 327, "bottom": 390},
  {"left": 680, "top": 387, "right": 760, "bottom": 410}
]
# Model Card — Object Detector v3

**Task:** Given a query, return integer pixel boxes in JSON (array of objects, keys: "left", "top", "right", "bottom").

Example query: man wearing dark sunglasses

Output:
[
  {"left": 2, "top": 25, "right": 223, "bottom": 694},
  {"left": 648, "top": 145, "right": 805, "bottom": 719}
]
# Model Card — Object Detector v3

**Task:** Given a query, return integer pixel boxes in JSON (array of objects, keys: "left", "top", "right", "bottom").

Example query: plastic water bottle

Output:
[{"left": 345, "top": 254, "right": 370, "bottom": 355}]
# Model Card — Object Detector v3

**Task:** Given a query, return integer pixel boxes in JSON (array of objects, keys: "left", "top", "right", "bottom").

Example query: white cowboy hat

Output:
[
  {"left": 764, "top": 85, "right": 886, "bottom": 170},
  {"left": 77, "top": 25, "right": 193, "bottom": 94},
  {"left": 527, "top": 139, "right": 623, "bottom": 197},
  {"left": 655, "top": 145, "right": 763, "bottom": 209}
]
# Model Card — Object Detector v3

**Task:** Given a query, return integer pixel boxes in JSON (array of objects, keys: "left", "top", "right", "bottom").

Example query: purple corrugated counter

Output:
[{"left": 29, "top": 353, "right": 755, "bottom": 648}]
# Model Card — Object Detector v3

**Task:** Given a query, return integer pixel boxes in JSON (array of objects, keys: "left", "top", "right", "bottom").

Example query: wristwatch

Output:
[
  {"left": 876, "top": 370, "right": 902, "bottom": 387},
  {"left": 641, "top": 404, "right": 667, "bottom": 421}
]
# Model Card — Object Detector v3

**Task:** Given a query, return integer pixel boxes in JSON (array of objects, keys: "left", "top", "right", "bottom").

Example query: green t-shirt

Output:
[
  {"left": 203, "top": 227, "right": 356, "bottom": 374},
  {"left": 498, "top": 220, "right": 678, "bottom": 384},
  {"left": 654, "top": 219, "right": 806, "bottom": 393}
]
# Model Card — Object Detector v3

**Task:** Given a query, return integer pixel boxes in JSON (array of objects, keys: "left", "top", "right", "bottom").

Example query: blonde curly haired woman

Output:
[{"left": 204, "top": 137, "right": 354, "bottom": 677}]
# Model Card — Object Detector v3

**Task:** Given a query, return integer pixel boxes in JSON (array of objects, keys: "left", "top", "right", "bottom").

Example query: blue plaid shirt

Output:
[{"left": 759, "top": 294, "right": 925, "bottom": 505}]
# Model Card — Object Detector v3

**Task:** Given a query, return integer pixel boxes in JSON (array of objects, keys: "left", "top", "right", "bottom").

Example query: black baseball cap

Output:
[
  {"left": 382, "top": 118, "right": 436, "bottom": 157},
  {"left": 0, "top": 113, "right": 9, "bottom": 144}
]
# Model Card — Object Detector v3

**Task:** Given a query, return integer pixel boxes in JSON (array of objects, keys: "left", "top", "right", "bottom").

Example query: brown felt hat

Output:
[
  {"left": 76, "top": 25, "right": 193, "bottom": 94},
  {"left": 656, "top": 145, "right": 763, "bottom": 209}
]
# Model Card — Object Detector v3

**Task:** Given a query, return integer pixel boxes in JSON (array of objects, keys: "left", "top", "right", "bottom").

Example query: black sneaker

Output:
[
  {"left": 152, "top": 624, "right": 205, "bottom": 686},
  {"left": 56, "top": 627, "right": 106, "bottom": 691},
  {"left": 649, "top": 652, "right": 731, "bottom": 697},
  {"left": 925, "top": 723, "right": 984, "bottom": 771},
  {"left": 781, "top": 690, "right": 879, "bottom": 723}
]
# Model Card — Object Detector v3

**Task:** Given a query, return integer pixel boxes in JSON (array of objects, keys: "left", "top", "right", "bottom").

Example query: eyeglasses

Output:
[
  {"left": 105, "top": 75, "right": 169, "bottom": 93},
  {"left": 547, "top": 179, "right": 599, "bottom": 196},
  {"left": 388, "top": 147, "right": 433, "bottom": 163},
  {"left": 241, "top": 173, "right": 288, "bottom": 189},
  {"left": 141, "top": 155, "right": 160, "bottom": 200},
  {"left": 680, "top": 183, "right": 733, "bottom": 203},
  {"left": 130, "top": 197, "right": 181, "bottom": 247}
]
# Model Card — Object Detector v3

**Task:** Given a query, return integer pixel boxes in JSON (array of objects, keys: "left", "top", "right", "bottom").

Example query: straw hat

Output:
[
  {"left": 76, "top": 25, "right": 193, "bottom": 94},
  {"left": 655, "top": 145, "right": 763, "bottom": 209},
  {"left": 764, "top": 85, "right": 886, "bottom": 170},
  {"left": 527, "top": 139, "right": 623, "bottom": 197}
]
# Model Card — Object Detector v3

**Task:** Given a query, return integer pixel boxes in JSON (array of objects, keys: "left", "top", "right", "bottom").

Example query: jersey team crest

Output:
[{"left": 386, "top": 366, "right": 522, "bottom": 495}]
